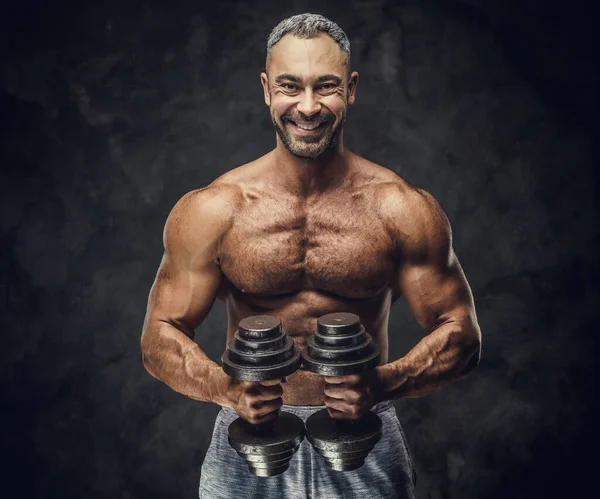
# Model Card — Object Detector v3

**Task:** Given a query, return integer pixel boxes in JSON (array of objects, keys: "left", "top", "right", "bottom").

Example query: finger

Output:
[
  {"left": 323, "top": 385, "right": 347, "bottom": 400},
  {"left": 327, "top": 406, "right": 356, "bottom": 420},
  {"left": 323, "top": 375, "right": 347, "bottom": 384},
  {"left": 324, "top": 384, "right": 363, "bottom": 403},
  {"left": 250, "top": 386, "right": 283, "bottom": 402},
  {"left": 327, "top": 401, "right": 363, "bottom": 420},
  {"left": 258, "top": 379, "right": 282, "bottom": 386},
  {"left": 324, "top": 395, "right": 354, "bottom": 414},
  {"left": 324, "top": 374, "right": 360, "bottom": 385},
  {"left": 252, "top": 406, "right": 281, "bottom": 424},
  {"left": 252, "top": 397, "right": 283, "bottom": 414}
]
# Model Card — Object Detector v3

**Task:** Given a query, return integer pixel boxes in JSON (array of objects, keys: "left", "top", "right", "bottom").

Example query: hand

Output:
[
  {"left": 323, "top": 368, "right": 384, "bottom": 420},
  {"left": 225, "top": 377, "right": 285, "bottom": 424}
]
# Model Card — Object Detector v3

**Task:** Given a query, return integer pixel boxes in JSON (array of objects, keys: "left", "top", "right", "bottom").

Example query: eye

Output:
[
  {"left": 282, "top": 84, "right": 298, "bottom": 91},
  {"left": 320, "top": 84, "right": 337, "bottom": 90}
]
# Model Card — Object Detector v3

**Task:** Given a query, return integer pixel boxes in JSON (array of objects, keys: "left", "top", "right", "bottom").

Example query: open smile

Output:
[{"left": 287, "top": 120, "right": 329, "bottom": 134}]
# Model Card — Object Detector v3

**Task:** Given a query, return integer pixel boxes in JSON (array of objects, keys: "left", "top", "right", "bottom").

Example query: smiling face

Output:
[{"left": 261, "top": 33, "right": 358, "bottom": 160}]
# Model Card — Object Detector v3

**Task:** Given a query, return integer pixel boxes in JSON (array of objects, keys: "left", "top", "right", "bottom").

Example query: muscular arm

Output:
[
  {"left": 379, "top": 186, "right": 482, "bottom": 400},
  {"left": 140, "top": 185, "right": 237, "bottom": 405}
]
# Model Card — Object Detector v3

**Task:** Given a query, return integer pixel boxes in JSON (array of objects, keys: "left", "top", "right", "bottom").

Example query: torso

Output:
[{"left": 214, "top": 150, "right": 408, "bottom": 405}]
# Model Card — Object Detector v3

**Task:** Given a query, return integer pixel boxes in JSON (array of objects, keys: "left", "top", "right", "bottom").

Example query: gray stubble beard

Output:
[{"left": 271, "top": 106, "right": 347, "bottom": 160}]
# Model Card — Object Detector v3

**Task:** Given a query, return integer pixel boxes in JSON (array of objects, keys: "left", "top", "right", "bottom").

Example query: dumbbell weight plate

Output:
[
  {"left": 233, "top": 329, "right": 288, "bottom": 352},
  {"left": 305, "top": 409, "right": 382, "bottom": 453},
  {"left": 222, "top": 346, "right": 302, "bottom": 380},
  {"left": 301, "top": 346, "right": 380, "bottom": 376},
  {"left": 306, "top": 333, "right": 375, "bottom": 361},
  {"left": 236, "top": 444, "right": 299, "bottom": 463},
  {"left": 316, "top": 312, "right": 362, "bottom": 335},
  {"left": 238, "top": 315, "right": 282, "bottom": 339},
  {"left": 227, "top": 336, "right": 296, "bottom": 365},
  {"left": 313, "top": 326, "right": 367, "bottom": 347},
  {"left": 322, "top": 459, "right": 365, "bottom": 472},
  {"left": 228, "top": 412, "right": 306, "bottom": 455},
  {"left": 248, "top": 462, "right": 290, "bottom": 477},
  {"left": 313, "top": 446, "right": 372, "bottom": 460}
]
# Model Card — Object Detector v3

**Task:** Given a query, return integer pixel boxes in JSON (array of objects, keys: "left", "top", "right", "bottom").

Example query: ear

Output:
[
  {"left": 260, "top": 72, "right": 271, "bottom": 107},
  {"left": 347, "top": 71, "right": 359, "bottom": 106}
]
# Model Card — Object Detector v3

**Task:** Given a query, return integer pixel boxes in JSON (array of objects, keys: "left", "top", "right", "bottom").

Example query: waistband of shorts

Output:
[{"left": 219, "top": 400, "right": 393, "bottom": 417}]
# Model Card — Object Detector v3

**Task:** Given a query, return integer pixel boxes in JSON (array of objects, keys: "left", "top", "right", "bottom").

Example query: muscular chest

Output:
[{"left": 219, "top": 190, "right": 396, "bottom": 299}]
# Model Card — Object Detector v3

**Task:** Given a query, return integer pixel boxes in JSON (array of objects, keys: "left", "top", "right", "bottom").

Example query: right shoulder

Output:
[
  {"left": 167, "top": 182, "right": 242, "bottom": 226},
  {"left": 163, "top": 182, "right": 242, "bottom": 261}
]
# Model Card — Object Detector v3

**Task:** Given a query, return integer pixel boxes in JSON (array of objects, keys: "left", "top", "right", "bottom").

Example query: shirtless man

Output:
[{"left": 141, "top": 13, "right": 482, "bottom": 499}]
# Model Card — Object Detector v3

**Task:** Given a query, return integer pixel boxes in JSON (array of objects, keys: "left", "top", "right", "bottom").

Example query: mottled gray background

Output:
[{"left": 1, "top": 0, "right": 598, "bottom": 498}]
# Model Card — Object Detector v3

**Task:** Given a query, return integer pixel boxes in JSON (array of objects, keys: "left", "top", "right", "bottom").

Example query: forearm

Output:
[
  {"left": 379, "top": 321, "right": 481, "bottom": 400},
  {"left": 141, "top": 321, "right": 229, "bottom": 405}
]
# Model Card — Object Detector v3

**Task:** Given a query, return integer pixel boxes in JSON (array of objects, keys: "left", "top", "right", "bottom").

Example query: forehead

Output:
[{"left": 269, "top": 33, "right": 346, "bottom": 75}]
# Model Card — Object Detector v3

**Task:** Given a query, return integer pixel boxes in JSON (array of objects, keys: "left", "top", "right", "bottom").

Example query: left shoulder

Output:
[{"left": 374, "top": 181, "right": 452, "bottom": 264}]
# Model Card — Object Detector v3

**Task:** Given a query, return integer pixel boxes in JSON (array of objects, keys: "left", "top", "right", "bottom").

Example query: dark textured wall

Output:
[{"left": 1, "top": 0, "right": 598, "bottom": 498}]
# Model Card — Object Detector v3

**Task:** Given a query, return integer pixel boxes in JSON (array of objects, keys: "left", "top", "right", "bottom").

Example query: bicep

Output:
[
  {"left": 145, "top": 253, "right": 223, "bottom": 339},
  {"left": 390, "top": 187, "right": 476, "bottom": 332},
  {"left": 142, "top": 186, "right": 234, "bottom": 341},
  {"left": 397, "top": 248, "right": 476, "bottom": 332}
]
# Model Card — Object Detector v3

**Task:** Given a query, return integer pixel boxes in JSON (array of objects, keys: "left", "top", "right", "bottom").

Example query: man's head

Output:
[{"left": 260, "top": 13, "right": 359, "bottom": 161}]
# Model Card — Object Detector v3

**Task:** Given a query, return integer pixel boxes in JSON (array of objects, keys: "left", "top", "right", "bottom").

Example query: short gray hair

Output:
[{"left": 265, "top": 13, "right": 351, "bottom": 75}]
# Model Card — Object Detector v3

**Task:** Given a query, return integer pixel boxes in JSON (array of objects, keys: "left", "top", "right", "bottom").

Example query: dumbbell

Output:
[
  {"left": 301, "top": 312, "right": 382, "bottom": 471},
  {"left": 221, "top": 315, "right": 305, "bottom": 477}
]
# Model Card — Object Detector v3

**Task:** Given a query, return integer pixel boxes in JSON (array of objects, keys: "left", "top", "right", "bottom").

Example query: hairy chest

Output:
[{"left": 219, "top": 190, "right": 397, "bottom": 299}]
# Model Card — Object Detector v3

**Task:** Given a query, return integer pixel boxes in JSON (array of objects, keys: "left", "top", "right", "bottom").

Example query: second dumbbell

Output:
[{"left": 301, "top": 312, "right": 382, "bottom": 471}]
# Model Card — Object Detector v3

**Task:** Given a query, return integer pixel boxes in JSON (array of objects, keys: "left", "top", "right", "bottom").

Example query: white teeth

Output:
[{"left": 293, "top": 122, "right": 321, "bottom": 130}]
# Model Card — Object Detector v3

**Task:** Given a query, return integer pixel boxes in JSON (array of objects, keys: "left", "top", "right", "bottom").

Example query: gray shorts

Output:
[{"left": 199, "top": 401, "right": 417, "bottom": 499}]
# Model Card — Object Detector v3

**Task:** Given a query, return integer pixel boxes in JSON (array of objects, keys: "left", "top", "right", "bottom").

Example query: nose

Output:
[{"left": 296, "top": 89, "right": 321, "bottom": 119}]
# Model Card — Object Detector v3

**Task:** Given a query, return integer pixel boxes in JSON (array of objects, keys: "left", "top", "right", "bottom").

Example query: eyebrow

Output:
[{"left": 274, "top": 73, "right": 343, "bottom": 85}]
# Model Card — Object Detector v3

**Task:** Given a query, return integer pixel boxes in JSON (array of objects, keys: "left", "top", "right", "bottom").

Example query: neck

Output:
[{"left": 269, "top": 137, "right": 353, "bottom": 197}]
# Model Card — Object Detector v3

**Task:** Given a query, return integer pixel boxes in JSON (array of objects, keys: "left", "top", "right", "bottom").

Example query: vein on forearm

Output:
[
  {"left": 386, "top": 320, "right": 480, "bottom": 399},
  {"left": 143, "top": 320, "right": 222, "bottom": 403}
]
